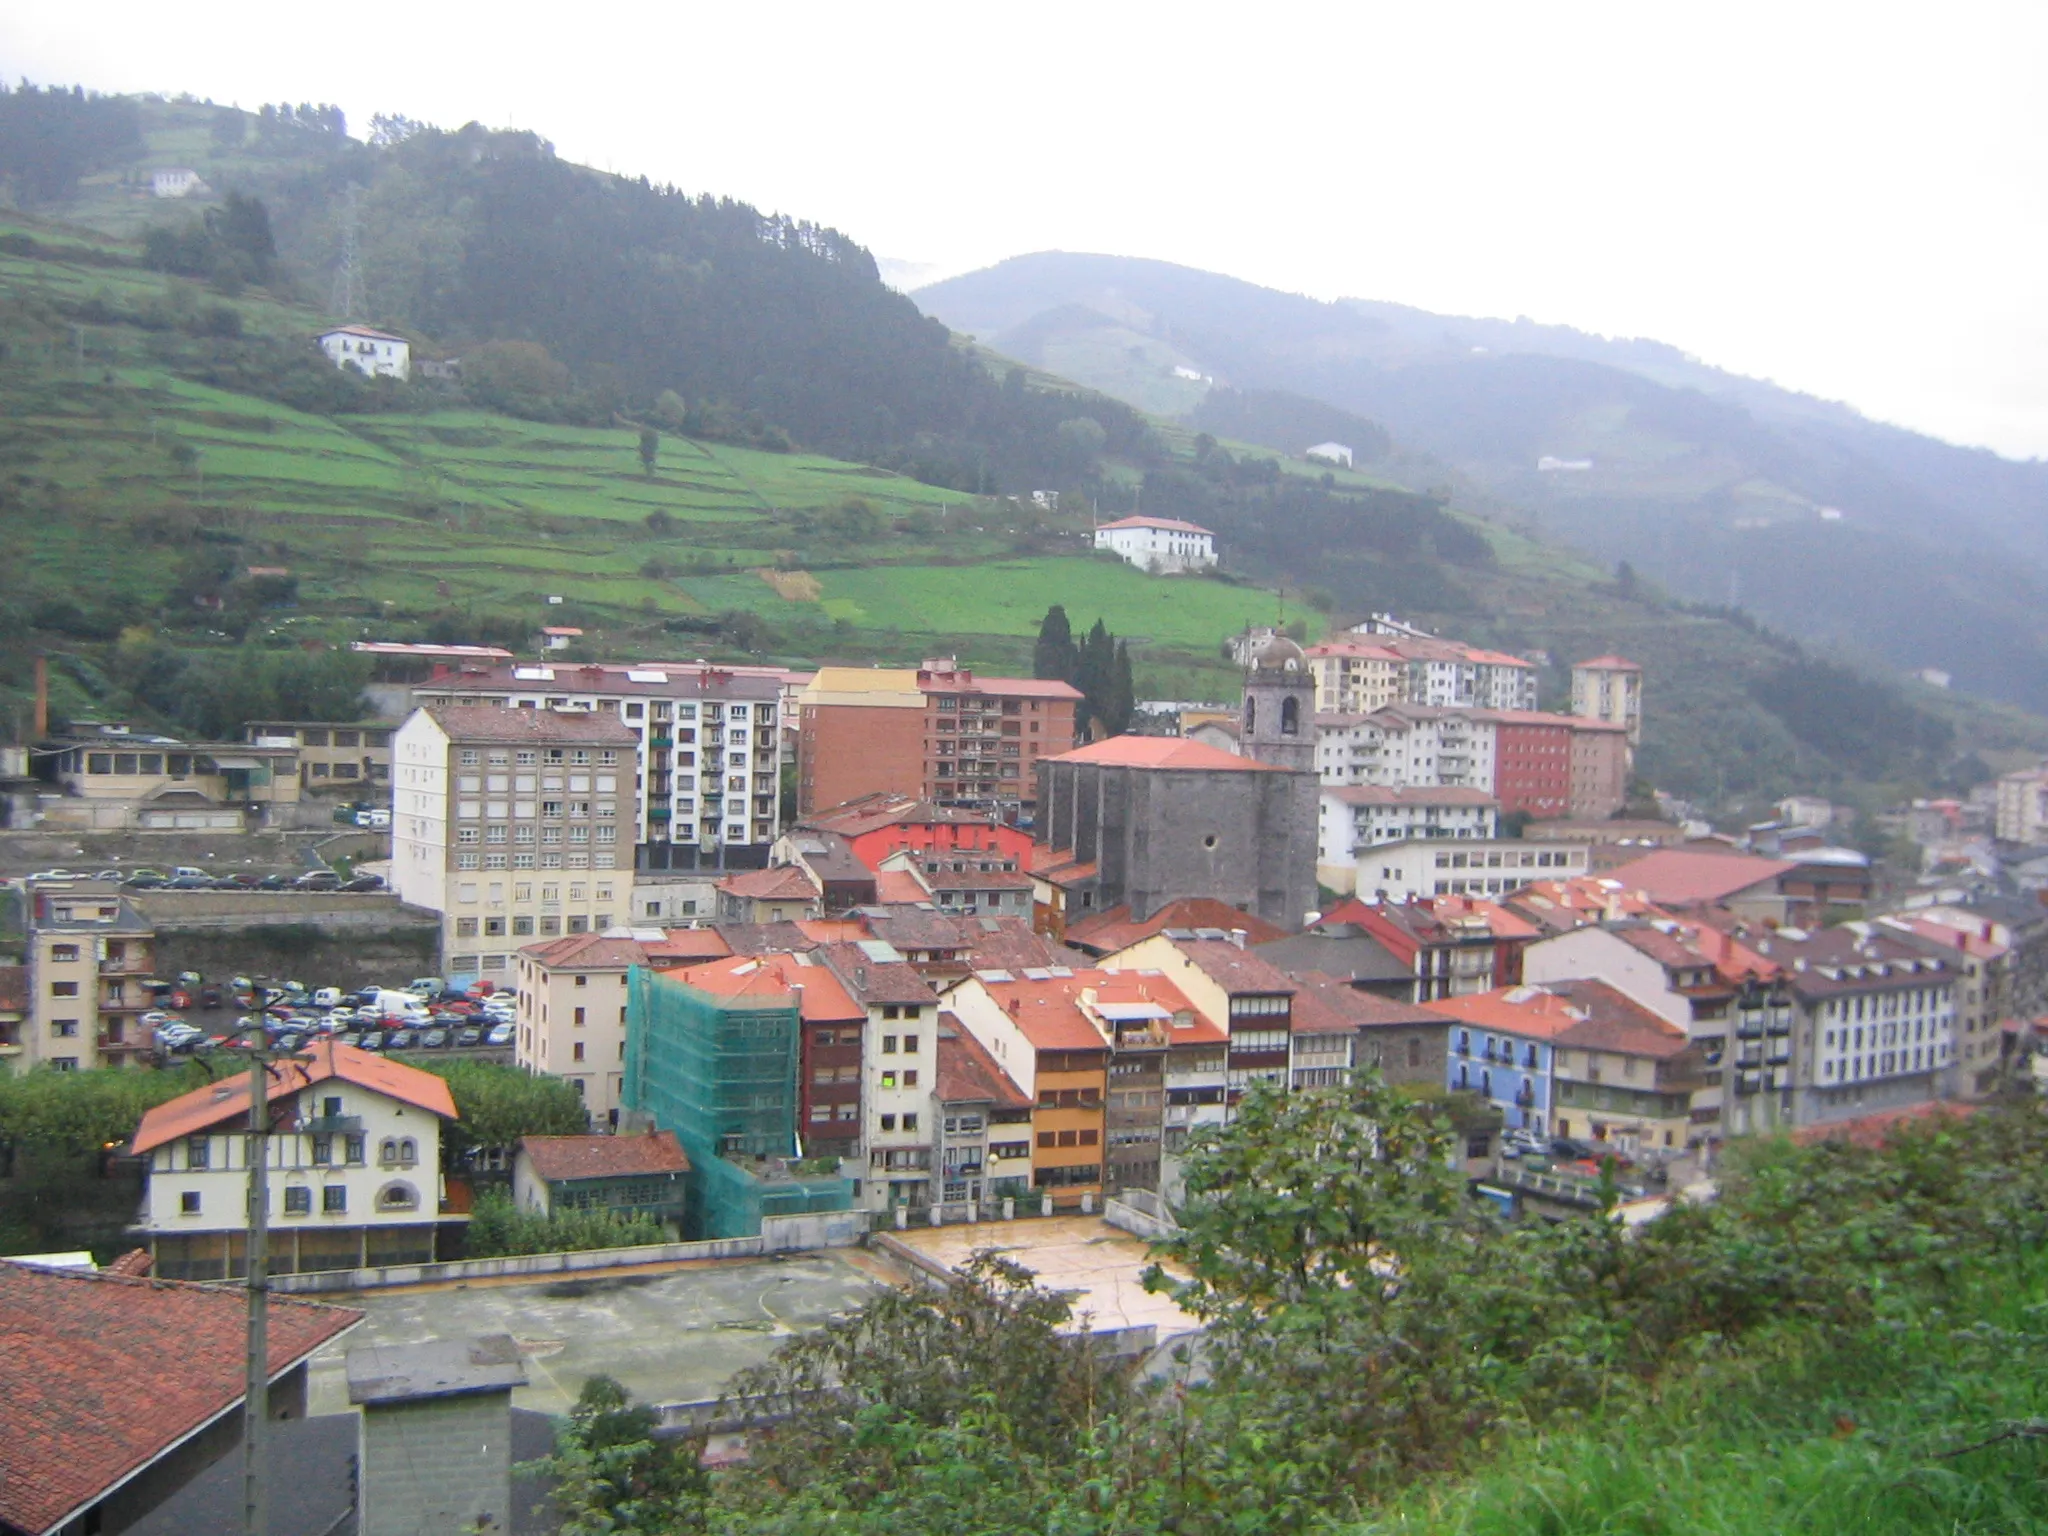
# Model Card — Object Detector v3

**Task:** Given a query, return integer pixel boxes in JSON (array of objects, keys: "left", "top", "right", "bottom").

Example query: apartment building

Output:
[
  {"left": 1099, "top": 935, "right": 1298, "bottom": 1102},
  {"left": 1312, "top": 707, "right": 1628, "bottom": 819},
  {"left": 513, "top": 932, "right": 650, "bottom": 1125},
  {"left": 1323, "top": 894, "right": 1538, "bottom": 1004},
  {"left": 1342, "top": 836, "right": 1590, "bottom": 902},
  {"left": 246, "top": 719, "right": 395, "bottom": 794},
  {"left": 796, "top": 657, "right": 1081, "bottom": 819},
  {"left": 1995, "top": 766, "right": 2048, "bottom": 844},
  {"left": 816, "top": 942, "right": 944, "bottom": 1212},
  {"left": 410, "top": 659, "right": 790, "bottom": 870},
  {"left": 1571, "top": 655, "right": 1643, "bottom": 746},
  {"left": 1316, "top": 785, "right": 1501, "bottom": 875},
  {"left": 1880, "top": 908, "right": 2016, "bottom": 1096},
  {"left": 23, "top": 885, "right": 156, "bottom": 1070},
  {"left": 1431, "top": 980, "right": 1703, "bottom": 1150},
  {"left": 934, "top": 1019, "right": 1035, "bottom": 1208},
  {"left": 390, "top": 706, "right": 640, "bottom": 978},
  {"left": 1306, "top": 635, "right": 1539, "bottom": 715}
]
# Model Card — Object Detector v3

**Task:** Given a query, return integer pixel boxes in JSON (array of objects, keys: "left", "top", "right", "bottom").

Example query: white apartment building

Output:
[
  {"left": 1306, "top": 636, "right": 1538, "bottom": 714},
  {"left": 390, "top": 706, "right": 639, "bottom": 980},
  {"left": 1995, "top": 766, "right": 2048, "bottom": 845},
  {"left": 409, "top": 660, "right": 790, "bottom": 872},
  {"left": 1092, "top": 515, "right": 1218, "bottom": 573},
  {"left": 1341, "top": 835, "right": 1588, "bottom": 901},
  {"left": 816, "top": 944, "right": 945, "bottom": 1213},
  {"left": 1314, "top": 705, "right": 1499, "bottom": 790},
  {"left": 130, "top": 1040, "right": 458, "bottom": 1280},
  {"left": 1317, "top": 786, "right": 1502, "bottom": 875}
]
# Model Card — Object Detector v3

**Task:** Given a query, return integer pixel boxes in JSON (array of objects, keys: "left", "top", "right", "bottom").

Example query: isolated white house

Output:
[
  {"left": 318, "top": 324, "right": 411, "bottom": 381},
  {"left": 151, "top": 168, "right": 207, "bottom": 199},
  {"left": 1093, "top": 515, "right": 1218, "bottom": 574},
  {"left": 1305, "top": 442, "right": 1353, "bottom": 468}
]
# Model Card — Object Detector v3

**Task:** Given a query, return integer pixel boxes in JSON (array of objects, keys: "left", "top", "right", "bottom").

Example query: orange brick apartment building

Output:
[{"left": 795, "top": 657, "right": 1081, "bottom": 821}]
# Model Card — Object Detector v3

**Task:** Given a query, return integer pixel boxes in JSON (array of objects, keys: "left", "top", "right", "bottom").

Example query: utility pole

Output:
[{"left": 235, "top": 1044, "right": 309, "bottom": 1536}]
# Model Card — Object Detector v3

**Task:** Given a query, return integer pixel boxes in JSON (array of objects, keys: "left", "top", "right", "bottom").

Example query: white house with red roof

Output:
[
  {"left": 317, "top": 322, "right": 411, "bottom": 380},
  {"left": 1092, "top": 514, "right": 1218, "bottom": 573},
  {"left": 129, "top": 1040, "right": 461, "bottom": 1280}
]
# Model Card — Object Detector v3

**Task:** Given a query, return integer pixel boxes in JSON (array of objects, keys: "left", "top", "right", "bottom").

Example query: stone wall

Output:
[
  {"left": 359, "top": 1390, "right": 511, "bottom": 1536},
  {"left": 132, "top": 893, "right": 442, "bottom": 991}
]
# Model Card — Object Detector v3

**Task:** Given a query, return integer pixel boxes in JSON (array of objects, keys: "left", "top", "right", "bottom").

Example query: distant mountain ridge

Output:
[{"left": 917, "top": 252, "right": 2048, "bottom": 713}]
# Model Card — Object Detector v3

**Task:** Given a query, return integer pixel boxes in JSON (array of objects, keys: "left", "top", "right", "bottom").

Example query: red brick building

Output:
[
  {"left": 1489, "top": 711, "right": 1575, "bottom": 819},
  {"left": 795, "top": 658, "right": 1081, "bottom": 819}
]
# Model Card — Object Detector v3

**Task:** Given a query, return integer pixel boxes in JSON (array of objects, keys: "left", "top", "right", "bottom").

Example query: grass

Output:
[{"left": 1352, "top": 1259, "right": 2048, "bottom": 1536}]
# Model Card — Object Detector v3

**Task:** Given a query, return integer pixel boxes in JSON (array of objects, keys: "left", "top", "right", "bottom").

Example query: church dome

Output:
[{"left": 1250, "top": 633, "right": 1307, "bottom": 673}]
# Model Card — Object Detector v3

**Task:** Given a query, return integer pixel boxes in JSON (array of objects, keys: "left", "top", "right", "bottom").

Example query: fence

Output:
[{"left": 268, "top": 1209, "right": 868, "bottom": 1294}]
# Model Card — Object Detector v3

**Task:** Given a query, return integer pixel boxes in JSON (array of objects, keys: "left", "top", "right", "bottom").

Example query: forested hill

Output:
[
  {"left": 917, "top": 251, "right": 2048, "bottom": 716},
  {"left": 0, "top": 88, "right": 1153, "bottom": 494}
]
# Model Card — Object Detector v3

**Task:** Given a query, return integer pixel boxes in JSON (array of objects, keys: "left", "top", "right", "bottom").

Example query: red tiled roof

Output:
[
  {"left": 935, "top": 1019, "right": 1031, "bottom": 1108},
  {"left": 874, "top": 869, "right": 932, "bottom": 904},
  {"left": 133, "top": 1040, "right": 457, "bottom": 1155},
  {"left": 1064, "top": 899, "right": 1287, "bottom": 955},
  {"left": 1602, "top": 849, "right": 1798, "bottom": 905},
  {"left": 760, "top": 952, "right": 863, "bottom": 1021},
  {"left": 1429, "top": 979, "right": 1689, "bottom": 1057},
  {"left": 818, "top": 942, "right": 939, "bottom": 1006},
  {"left": 519, "top": 932, "right": 649, "bottom": 970},
  {"left": 1791, "top": 1100, "right": 1975, "bottom": 1149},
  {"left": 717, "top": 865, "right": 819, "bottom": 901},
  {"left": 420, "top": 704, "right": 638, "bottom": 745},
  {"left": 519, "top": 1131, "right": 690, "bottom": 1182},
  {"left": 643, "top": 928, "right": 734, "bottom": 964},
  {"left": 1169, "top": 939, "right": 1301, "bottom": 996},
  {"left": 660, "top": 954, "right": 800, "bottom": 1003},
  {"left": 971, "top": 973, "right": 1112, "bottom": 1052},
  {"left": 1045, "top": 736, "right": 1287, "bottom": 772},
  {"left": 0, "top": 1263, "right": 361, "bottom": 1535},
  {"left": 1289, "top": 970, "right": 1452, "bottom": 1032}
]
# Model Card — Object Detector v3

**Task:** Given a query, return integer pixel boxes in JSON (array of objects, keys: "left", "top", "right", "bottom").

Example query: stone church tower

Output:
[{"left": 1239, "top": 633, "right": 1316, "bottom": 774}]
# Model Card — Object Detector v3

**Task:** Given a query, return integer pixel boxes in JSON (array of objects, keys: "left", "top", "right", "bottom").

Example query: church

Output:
[{"left": 1030, "top": 635, "right": 1319, "bottom": 930}]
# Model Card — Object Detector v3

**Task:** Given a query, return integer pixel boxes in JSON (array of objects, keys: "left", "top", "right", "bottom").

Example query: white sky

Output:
[{"left": 6, "top": 1, "right": 2044, "bottom": 457}]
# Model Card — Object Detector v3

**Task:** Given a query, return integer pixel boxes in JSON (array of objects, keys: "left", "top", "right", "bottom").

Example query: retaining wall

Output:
[{"left": 269, "top": 1209, "right": 868, "bottom": 1294}]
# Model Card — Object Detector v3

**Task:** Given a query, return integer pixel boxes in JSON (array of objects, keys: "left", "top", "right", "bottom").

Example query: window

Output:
[
  {"left": 186, "top": 1135, "right": 211, "bottom": 1170},
  {"left": 50, "top": 1019, "right": 78, "bottom": 1037},
  {"left": 882, "top": 1035, "right": 897, "bottom": 1053},
  {"left": 573, "top": 1042, "right": 585, "bottom": 1062},
  {"left": 904, "top": 1034, "right": 920, "bottom": 1054},
  {"left": 51, "top": 944, "right": 79, "bottom": 962},
  {"left": 880, "top": 1113, "right": 897, "bottom": 1131},
  {"left": 50, "top": 981, "right": 78, "bottom": 997},
  {"left": 284, "top": 1186, "right": 311, "bottom": 1215},
  {"left": 322, "top": 1186, "right": 348, "bottom": 1214},
  {"left": 180, "top": 1191, "right": 202, "bottom": 1215},
  {"left": 345, "top": 1135, "right": 366, "bottom": 1165},
  {"left": 903, "top": 1069, "right": 919, "bottom": 1088},
  {"left": 312, "top": 1135, "right": 333, "bottom": 1166},
  {"left": 880, "top": 1071, "right": 897, "bottom": 1089},
  {"left": 902, "top": 1113, "right": 918, "bottom": 1133}
]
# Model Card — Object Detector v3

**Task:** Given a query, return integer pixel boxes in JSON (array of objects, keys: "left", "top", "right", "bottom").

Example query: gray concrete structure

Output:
[
  {"left": 1035, "top": 738, "right": 1317, "bottom": 931},
  {"left": 349, "top": 1335, "right": 527, "bottom": 1536},
  {"left": 1238, "top": 634, "right": 1317, "bottom": 774}
]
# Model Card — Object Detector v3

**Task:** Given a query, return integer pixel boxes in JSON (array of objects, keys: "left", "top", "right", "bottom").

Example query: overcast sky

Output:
[{"left": 7, "top": 2, "right": 2043, "bottom": 457}]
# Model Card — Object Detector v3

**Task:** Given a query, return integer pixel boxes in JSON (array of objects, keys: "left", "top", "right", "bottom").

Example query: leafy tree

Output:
[
  {"left": 638, "top": 426, "right": 659, "bottom": 477},
  {"left": 726, "top": 1251, "right": 1131, "bottom": 1499},
  {"left": 462, "top": 339, "right": 572, "bottom": 417},
  {"left": 1075, "top": 619, "right": 1114, "bottom": 735},
  {"left": 1105, "top": 640, "right": 1135, "bottom": 736},
  {"left": 415, "top": 1059, "right": 588, "bottom": 1161},
  {"left": 527, "top": 1375, "right": 710, "bottom": 1535},
  {"left": 0, "top": 83, "right": 142, "bottom": 205},
  {"left": 1031, "top": 604, "right": 1075, "bottom": 683}
]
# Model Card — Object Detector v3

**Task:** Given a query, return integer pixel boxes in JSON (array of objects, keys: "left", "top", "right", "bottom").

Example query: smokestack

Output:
[{"left": 34, "top": 654, "right": 48, "bottom": 738}]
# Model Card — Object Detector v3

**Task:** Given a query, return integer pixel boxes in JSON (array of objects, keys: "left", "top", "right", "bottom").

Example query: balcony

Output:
[
  {"left": 304, "top": 1114, "right": 365, "bottom": 1135},
  {"left": 648, "top": 734, "right": 673, "bottom": 748},
  {"left": 648, "top": 806, "right": 672, "bottom": 820},
  {"left": 100, "top": 958, "right": 150, "bottom": 975}
]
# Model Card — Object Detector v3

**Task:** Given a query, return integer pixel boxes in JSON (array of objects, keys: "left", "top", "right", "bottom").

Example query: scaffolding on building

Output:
[{"left": 625, "top": 966, "right": 852, "bottom": 1238}]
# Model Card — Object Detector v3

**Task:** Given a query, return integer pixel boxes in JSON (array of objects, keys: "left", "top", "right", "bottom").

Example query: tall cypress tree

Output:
[
  {"left": 1106, "top": 640, "right": 1135, "bottom": 736},
  {"left": 1033, "top": 604, "right": 1076, "bottom": 683},
  {"left": 1076, "top": 619, "right": 1113, "bottom": 736}
]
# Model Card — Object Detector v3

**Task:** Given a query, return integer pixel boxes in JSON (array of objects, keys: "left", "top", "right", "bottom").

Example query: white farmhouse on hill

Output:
[
  {"left": 151, "top": 167, "right": 208, "bottom": 199},
  {"left": 318, "top": 324, "right": 411, "bottom": 381},
  {"left": 1093, "top": 514, "right": 1218, "bottom": 573},
  {"left": 1305, "top": 441, "right": 1353, "bottom": 468}
]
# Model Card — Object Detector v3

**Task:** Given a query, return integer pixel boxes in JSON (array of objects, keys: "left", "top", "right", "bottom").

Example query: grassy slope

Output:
[{"left": 1354, "top": 1253, "right": 2048, "bottom": 1536}]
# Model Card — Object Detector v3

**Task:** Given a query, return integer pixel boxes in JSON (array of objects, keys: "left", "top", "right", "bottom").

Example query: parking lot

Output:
[
  {"left": 149, "top": 976, "right": 520, "bottom": 1061},
  {"left": 304, "top": 1251, "right": 887, "bottom": 1415}
]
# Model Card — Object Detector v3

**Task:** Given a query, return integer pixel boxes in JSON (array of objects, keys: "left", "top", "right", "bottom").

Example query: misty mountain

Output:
[{"left": 918, "top": 253, "right": 2048, "bottom": 712}]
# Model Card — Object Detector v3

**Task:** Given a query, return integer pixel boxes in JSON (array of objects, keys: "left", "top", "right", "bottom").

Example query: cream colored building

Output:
[
  {"left": 1305, "top": 640, "right": 1405, "bottom": 715},
  {"left": 514, "top": 932, "right": 648, "bottom": 1126},
  {"left": 23, "top": 885, "right": 156, "bottom": 1070},
  {"left": 48, "top": 735, "right": 300, "bottom": 827},
  {"left": 130, "top": 1040, "right": 458, "bottom": 1280},
  {"left": 247, "top": 720, "right": 395, "bottom": 794},
  {"left": 1571, "top": 656, "right": 1643, "bottom": 746},
  {"left": 390, "top": 706, "right": 639, "bottom": 980},
  {"left": 1996, "top": 767, "right": 2048, "bottom": 845}
]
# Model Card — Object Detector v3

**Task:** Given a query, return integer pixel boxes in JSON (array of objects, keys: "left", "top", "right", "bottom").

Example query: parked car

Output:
[
  {"left": 275, "top": 1032, "right": 304, "bottom": 1052},
  {"left": 172, "top": 867, "right": 209, "bottom": 879},
  {"left": 485, "top": 1022, "right": 514, "bottom": 1047},
  {"left": 386, "top": 1029, "right": 416, "bottom": 1050},
  {"left": 92, "top": 869, "right": 122, "bottom": 881},
  {"left": 122, "top": 872, "right": 168, "bottom": 889},
  {"left": 164, "top": 875, "right": 213, "bottom": 890},
  {"left": 341, "top": 875, "right": 385, "bottom": 892},
  {"left": 256, "top": 874, "right": 294, "bottom": 891},
  {"left": 419, "top": 1027, "right": 447, "bottom": 1049},
  {"left": 354, "top": 807, "right": 392, "bottom": 828},
  {"left": 356, "top": 1032, "right": 385, "bottom": 1051},
  {"left": 455, "top": 1026, "right": 483, "bottom": 1048},
  {"left": 295, "top": 871, "right": 342, "bottom": 891}
]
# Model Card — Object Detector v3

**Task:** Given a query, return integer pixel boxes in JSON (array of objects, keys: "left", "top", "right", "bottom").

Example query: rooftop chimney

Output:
[{"left": 1229, "top": 928, "right": 1248, "bottom": 949}]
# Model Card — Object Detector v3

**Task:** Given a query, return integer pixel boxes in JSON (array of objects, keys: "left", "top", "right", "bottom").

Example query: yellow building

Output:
[
  {"left": 24, "top": 885, "right": 156, "bottom": 1070},
  {"left": 1304, "top": 640, "right": 1405, "bottom": 715},
  {"left": 1571, "top": 656, "right": 1644, "bottom": 747}
]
